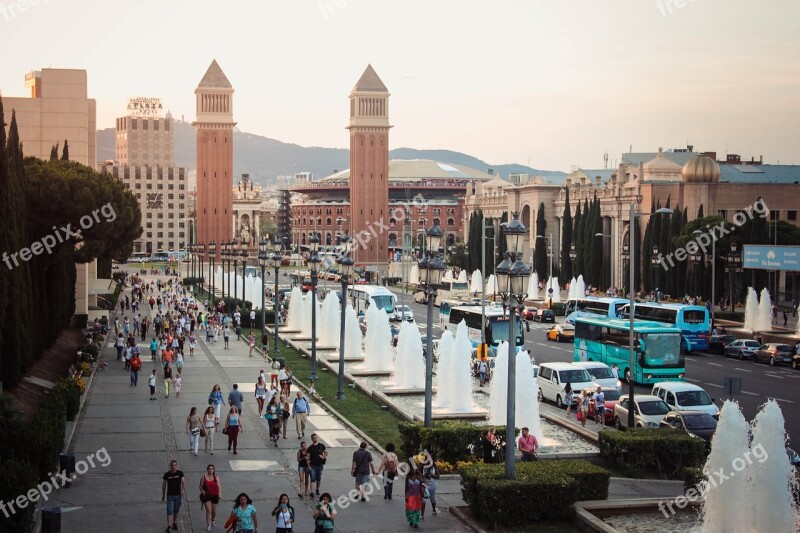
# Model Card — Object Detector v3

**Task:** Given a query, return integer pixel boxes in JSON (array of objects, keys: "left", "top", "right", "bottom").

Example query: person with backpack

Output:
[
  {"left": 378, "top": 443, "right": 399, "bottom": 500},
  {"left": 129, "top": 352, "right": 142, "bottom": 387}
]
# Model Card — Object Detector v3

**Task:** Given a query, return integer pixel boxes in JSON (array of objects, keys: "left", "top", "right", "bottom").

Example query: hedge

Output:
[
  {"left": 182, "top": 276, "right": 205, "bottom": 287},
  {"left": 598, "top": 428, "right": 706, "bottom": 479},
  {"left": 398, "top": 421, "right": 517, "bottom": 465},
  {"left": 715, "top": 311, "right": 744, "bottom": 322},
  {"left": 52, "top": 377, "right": 81, "bottom": 421},
  {"left": 0, "top": 458, "right": 38, "bottom": 531},
  {"left": 460, "top": 460, "right": 611, "bottom": 527}
]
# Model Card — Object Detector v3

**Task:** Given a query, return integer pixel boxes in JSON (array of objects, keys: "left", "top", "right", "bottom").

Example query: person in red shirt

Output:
[{"left": 518, "top": 427, "right": 538, "bottom": 462}]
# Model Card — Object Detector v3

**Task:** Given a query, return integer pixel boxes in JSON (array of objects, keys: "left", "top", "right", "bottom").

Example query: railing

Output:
[{"left": 291, "top": 179, "right": 475, "bottom": 190}]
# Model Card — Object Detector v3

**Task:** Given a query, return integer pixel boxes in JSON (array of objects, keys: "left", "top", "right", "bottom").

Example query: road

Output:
[{"left": 386, "top": 286, "right": 800, "bottom": 448}]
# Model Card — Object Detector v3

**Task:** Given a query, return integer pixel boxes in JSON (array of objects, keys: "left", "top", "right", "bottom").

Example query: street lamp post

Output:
[
  {"left": 241, "top": 239, "right": 249, "bottom": 309},
  {"left": 220, "top": 241, "right": 227, "bottom": 301},
  {"left": 336, "top": 234, "right": 354, "bottom": 400},
  {"left": 233, "top": 240, "right": 240, "bottom": 305},
  {"left": 535, "top": 233, "right": 553, "bottom": 306},
  {"left": 689, "top": 246, "right": 702, "bottom": 299},
  {"left": 270, "top": 238, "right": 285, "bottom": 365},
  {"left": 651, "top": 245, "right": 660, "bottom": 303},
  {"left": 307, "top": 233, "right": 321, "bottom": 384},
  {"left": 727, "top": 243, "right": 740, "bottom": 313},
  {"left": 621, "top": 242, "right": 630, "bottom": 296},
  {"left": 209, "top": 241, "right": 217, "bottom": 304},
  {"left": 197, "top": 243, "right": 206, "bottom": 294},
  {"left": 258, "top": 239, "right": 268, "bottom": 338},
  {"left": 420, "top": 222, "right": 446, "bottom": 428},
  {"left": 569, "top": 243, "right": 576, "bottom": 280},
  {"left": 496, "top": 212, "right": 530, "bottom": 481},
  {"left": 626, "top": 205, "right": 672, "bottom": 427}
]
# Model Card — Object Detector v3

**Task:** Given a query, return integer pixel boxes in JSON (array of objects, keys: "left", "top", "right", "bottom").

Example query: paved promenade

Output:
[{"left": 53, "top": 280, "right": 471, "bottom": 533}]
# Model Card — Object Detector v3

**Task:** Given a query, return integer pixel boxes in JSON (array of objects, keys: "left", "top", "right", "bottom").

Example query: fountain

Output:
[
  {"left": 567, "top": 277, "right": 578, "bottom": 300},
  {"left": 457, "top": 270, "right": 467, "bottom": 283},
  {"left": 527, "top": 272, "right": 539, "bottom": 300},
  {"left": 486, "top": 274, "right": 498, "bottom": 298},
  {"left": 433, "top": 330, "right": 455, "bottom": 408},
  {"left": 356, "top": 299, "right": 393, "bottom": 373},
  {"left": 488, "top": 344, "right": 543, "bottom": 441},
  {"left": 300, "top": 294, "right": 316, "bottom": 339},
  {"left": 469, "top": 269, "right": 483, "bottom": 295},
  {"left": 388, "top": 321, "right": 425, "bottom": 391},
  {"left": 435, "top": 321, "right": 481, "bottom": 415},
  {"left": 343, "top": 303, "right": 363, "bottom": 360},
  {"left": 574, "top": 275, "right": 586, "bottom": 299},
  {"left": 409, "top": 263, "right": 420, "bottom": 286},
  {"left": 545, "top": 277, "right": 561, "bottom": 303},
  {"left": 443, "top": 269, "right": 454, "bottom": 281},
  {"left": 744, "top": 287, "right": 759, "bottom": 332},
  {"left": 317, "top": 292, "right": 341, "bottom": 348},
  {"left": 755, "top": 287, "right": 773, "bottom": 332},
  {"left": 285, "top": 287, "right": 305, "bottom": 332}
]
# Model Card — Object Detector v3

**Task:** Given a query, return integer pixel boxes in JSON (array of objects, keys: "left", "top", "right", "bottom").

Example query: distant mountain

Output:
[{"left": 96, "top": 122, "right": 567, "bottom": 184}]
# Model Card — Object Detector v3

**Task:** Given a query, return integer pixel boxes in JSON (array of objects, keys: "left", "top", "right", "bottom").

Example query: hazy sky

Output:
[{"left": 1, "top": 0, "right": 798, "bottom": 171}]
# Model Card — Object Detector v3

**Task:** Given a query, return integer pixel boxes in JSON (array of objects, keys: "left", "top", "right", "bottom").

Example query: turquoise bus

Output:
[
  {"left": 573, "top": 317, "right": 685, "bottom": 385},
  {"left": 619, "top": 303, "right": 709, "bottom": 352},
  {"left": 564, "top": 297, "right": 628, "bottom": 325}
]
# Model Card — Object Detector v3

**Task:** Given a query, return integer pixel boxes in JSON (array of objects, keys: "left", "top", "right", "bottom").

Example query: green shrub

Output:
[
  {"left": 25, "top": 396, "right": 67, "bottom": 481},
  {"left": 0, "top": 458, "right": 38, "bottom": 531},
  {"left": 460, "top": 460, "right": 610, "bottom": 527},
  {"left": 598, "top": 428, "right": 706, "bottom": 479},
  {"left": 715, "top": 311, "right": 744, "bottom": 322},
  {"left": 52, "top": 377, "right": 81, "bottom": 421},
  {"left": 682, "top": 466, "right": 706, "bottom": 491},
  {"left": 182, "top": 276, "right": 205, "bottom": 286},
  {"left": 398, "top": 421, "right": 516, "bottom": 465}
]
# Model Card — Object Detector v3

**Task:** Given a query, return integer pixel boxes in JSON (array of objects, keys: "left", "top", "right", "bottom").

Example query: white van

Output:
[
  {"left": 536, "top": 362, "right": 597, "bottom": 408},
  {"left": 573, "top": 361, "right": 622, "bottom": 390},
  {"left": 651, "top": 382, "right": 720, "bottom": 419}
]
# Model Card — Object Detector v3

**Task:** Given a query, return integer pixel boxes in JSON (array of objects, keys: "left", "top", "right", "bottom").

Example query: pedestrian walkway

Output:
[{"left": 54, "top": 276, "right": 471, "bottom": 532}]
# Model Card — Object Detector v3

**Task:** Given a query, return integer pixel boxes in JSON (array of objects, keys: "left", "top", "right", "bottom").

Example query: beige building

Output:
[
  {"left": 115, "top": 98, "right": 174, "bottom": 166},
  {"left": 2, "top": 68, "right": 103, "bottom": 319},
  {"left": 233, "top": 173, "right": 268, "bottom": 247}
]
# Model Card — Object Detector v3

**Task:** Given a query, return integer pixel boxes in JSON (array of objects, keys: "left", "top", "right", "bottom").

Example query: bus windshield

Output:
[
  {"left": 642, "top": 333, "right": 683, "bottom": 367},
  {"left": 371, "top": 295, "right": 395, "bottom": 313}
]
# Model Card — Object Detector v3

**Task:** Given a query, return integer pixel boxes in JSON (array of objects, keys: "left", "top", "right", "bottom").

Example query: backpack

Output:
[
  {"left": 130, "top": 358, "right": 141, "bottom": 371},
  {"left": 385, "top": 453, "right": 398, "bottom": 475}
]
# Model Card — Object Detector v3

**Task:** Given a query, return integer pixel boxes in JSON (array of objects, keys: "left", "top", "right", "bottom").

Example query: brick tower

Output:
[
  {"left": 194, "top": 59, "right": 235, "bottom": 260},
  {"left": 347, "top": 64, "right": 391, "bottom": 266}
]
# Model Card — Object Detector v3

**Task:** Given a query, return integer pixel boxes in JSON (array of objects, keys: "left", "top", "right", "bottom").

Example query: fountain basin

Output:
[
  {"left": 431, "top": 410, "right": 489, "bottom": 420},
  {"left": 576, "top": 498, "right": 703, "bottom": 533},
  {"left": 349, "top": 369, "right": 393, "bottom": 377},
  {"left": 324, "top": 356, "right": 365, "bottom": 363}
]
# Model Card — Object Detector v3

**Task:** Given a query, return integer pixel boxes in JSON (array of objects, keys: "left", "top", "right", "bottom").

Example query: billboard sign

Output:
[
  {"left": 742, "top": 245, "right": 800, "bottom": 272},
  {"left": 127, "top": 97, "right": 163, "bottom": 117}
]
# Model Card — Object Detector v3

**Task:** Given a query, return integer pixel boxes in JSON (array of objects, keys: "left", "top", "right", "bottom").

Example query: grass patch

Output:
[{"left": 266, "top": 336, "right": 406, "bottom": 459}]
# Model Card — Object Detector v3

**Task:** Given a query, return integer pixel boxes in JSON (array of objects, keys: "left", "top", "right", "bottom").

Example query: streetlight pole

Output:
[
  {"left": 621, "top": 242, "right": 629, "bottom": 297},
  {"left": 241, "top": 239, "right": 248, "bottom": 309},
  {"left": 651, "top": 245, "right": 660, "bottom": 303},
  {"left": 421, "top": 223, "right": 446, "bottom": 428},
  {"left": 271, "top": 238, "right": 285, "bottom": 365},
  {"left": 234, "top": 240, "right": 240, "bottom": 305},
  {"left": 307, "top": 233, "right": 321, "bottom": 384},
  {"left": 336, "top": 234, "right": 354, "bottom": 400},
  {"left": 258, "top": 239, "right": 267, "bottom": 338},
  {"left": 209, "top": 241, "right": 217, "bottom": 305},
  {"left": 221, "top": 241, "right": 227, "bottom": 301},
  {"left": 627, "top": 205, "right": 673, "bottom": 427},
  {"left": 496, "top": 212, "right": 530, "bottom": 481}
]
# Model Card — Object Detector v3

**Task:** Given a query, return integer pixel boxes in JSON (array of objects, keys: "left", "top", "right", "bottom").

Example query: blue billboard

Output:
[{"left": 742, "top": 245, "right": 800, "bottom": 271}]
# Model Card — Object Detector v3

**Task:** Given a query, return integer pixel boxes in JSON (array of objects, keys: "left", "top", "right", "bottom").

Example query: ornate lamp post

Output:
[
  {"left": 220, "top": 241, "right": 227, "bottom": 301},
  {"left": 336, "top": 233, "right": 355, "bottom": 400},
  {"left": 307, "top": 233, "right": 322, "bottom": 383},
  {"left": 258, "top": 238, "right": 268, "bottom": 337},
  {"left": 209, "top": 241, "right": 217, "bottom": 304},
  {"left": 420, "top": 222, "right": 446, "bottom": 428},
  {"left": 241, "top": 238, "right": 249, "bottom": 308},
  {"left": 651, "top": 245, "right": 660, "bottom": 303},
  {"left": 727, "top": 242, "right": 741, "bottom": 313},
  {"left": 233, "top": 239, "right": 241, "bottom": 304},
  {"left": 621, "top": 241, "right": 630, "bottom": 296},
  {"left": 271, "top": 238, "right": 286, "bottom": 365},
  {"left": 197, "top": 243, "right": 206, "bottom": 293},
  {"left": 496, "top": 212, "right": 530, "bottom": 480}
]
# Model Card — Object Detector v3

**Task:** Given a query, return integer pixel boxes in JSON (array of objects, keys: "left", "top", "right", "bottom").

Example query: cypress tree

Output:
[
  {"left": 697, "top": 204, "right": 704, "bottom": 219},
  {"left": 61, "top": 139, "right": 69, "bottom": 161},
  {"left": 49, "top": 143, "right": 59, "bottom": 161},
  {"left": 580, "top": 198, "right": 591, "bottom": 279},
  {"left": 534, "top": 203, "right": 548, "bottom": 279},
  {"left": 561, "top": 188, "right": 573, "bottom": 280},
  {"left": 498, "top": 211, "right": 508, "bottom": 260}
]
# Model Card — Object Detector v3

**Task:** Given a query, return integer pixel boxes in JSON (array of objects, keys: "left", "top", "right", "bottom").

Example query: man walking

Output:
[
  {"left": 351, "top": 442, "right": 377, "bottom": 502},
  {"left": 228, "top": 384, "right": 244, "bottom": 413},
  {"left": 307, "top": 433, "right": 328, "bottom": 497},
  {"left": 162, "top": 459, "right": 185, "bottom": 532},
  {"left": 292, "top": 391, "right": 310, "bottom": 438},
  {"left": 130, "top": 351, "right": 141, "bottom": 387},
  {"left": 517, "top": 427, "right": 538, "bottom": 462}
]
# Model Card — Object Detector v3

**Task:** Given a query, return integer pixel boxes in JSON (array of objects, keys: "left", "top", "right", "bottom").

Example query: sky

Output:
[{"left": 1, "top": 0, "right": 799, "bottom": 172}]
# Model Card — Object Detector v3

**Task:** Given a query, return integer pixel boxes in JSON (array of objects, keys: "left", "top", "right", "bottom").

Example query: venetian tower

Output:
[
  {"left": 194, "top": 59, "right": 235, "bottom": 259},
  {"left": 347, "top": 64, "right": 391, "bottom": 265}
]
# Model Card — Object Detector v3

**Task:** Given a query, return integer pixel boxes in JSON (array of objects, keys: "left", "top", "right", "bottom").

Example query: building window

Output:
[
  {"left": 179, "top": 204, "right": 184, "bottom": 210},
  {"left": 146, "top": 222, "right": 152, "bottom": 228},
  {"left": 179, "top": 232, "right": 185, "bottom": 238},
  {"left": 788, "top": 210, "right": 797, "bottom": 221},
  {"left": 168, "top": 203, "right": 174, "bottom": 209},
  {"left": 146, "top": 232, "right": 152, "bottom": 238},
  {"left": 146, "top": 212, "right": 152, "bottom": 219},
  {"left": 154, "top": 119, "right": 159, "bottom": 131},
  {"left": 157, "top": 232, "right": 163, "bottom": 238},
  {"left": 168, "top": 232, "right": 174, "bottom": 238},
  {"left": 134, "top": 183, "right": 141, "bottom": 189},
  {"left": 179, "top": 222, "right": 185, "bottom": 228},
  {"left": 157, "top": 223, "right": 163, "bottom": 228},
  {"left": 143, "top": 119, "right": 148, "bottom": 130},
  {"left": 157, "top": 184, "right": 163, "bottom": 190},
  {"left": 718, "top": 210, "right": 727, "bottom": 219},
  {"left": 447, "top": 218, "right": 455, "bottom": 226},
  {"left": 179, "top": 184, "right": 185, "bottom": 190},
  {"left": 157, "top": 213, "right": 163, "bottom": 219},
  {"left": 769, "top": 210, "right": 779, "bottom": 221}
]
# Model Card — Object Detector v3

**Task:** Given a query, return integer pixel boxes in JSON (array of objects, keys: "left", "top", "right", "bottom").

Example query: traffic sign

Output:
[{"left": 548, "top": 288, "right": 554, "bottom": 294}]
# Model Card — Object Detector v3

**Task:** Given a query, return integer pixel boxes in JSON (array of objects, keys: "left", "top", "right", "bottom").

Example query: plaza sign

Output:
[
  {"left": 127, "top": 97, "right": 163, "bottom": 117},
  {"left": 742, "top": 245, "right": 800, "bottom": 272}
]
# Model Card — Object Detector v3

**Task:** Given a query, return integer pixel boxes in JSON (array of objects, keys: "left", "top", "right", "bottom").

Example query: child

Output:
[
  {"left": 175, "top": 350, "right": 184, "bottom": 372},
  {"left": 148, "top": 369, "right": 157, "bottom": 400},
  {"left": 174, "top": 369, "right": 182, "bottom": 398}
]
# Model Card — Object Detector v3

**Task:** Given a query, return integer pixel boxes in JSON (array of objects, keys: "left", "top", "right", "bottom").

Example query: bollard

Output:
[
  {"left": 59, "top": 453, "right": 76, "bottom": 488},
  {"left": 41, "top": 507, "right": 61, "bottom": 533}
]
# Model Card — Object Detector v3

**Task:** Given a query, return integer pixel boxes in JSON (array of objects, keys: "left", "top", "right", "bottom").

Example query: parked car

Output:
[
  {"left": 533, "top": 309, "right": 556, "bottom": 323},
  {"left": 660, "top": 411, "right": 718, "bottom": 445},
  {"left": 392, "top": 305, "right": 414, "bottom": 322},
  {"left": 536, "top": 363, "right": 596, "bottom": 408},
  {"left": 794, "top": 352, "right": 800, "bottom": 370},
  {"left": 546, "top": 324, "right": 574, "bottom": 342},
  {"left": 574, "top": 361, "right": 622, "bottom": 390},
  {"left": 523, "top": 306, "right": 538, "bottom": 320},
  {"left": 582, "top": 386, "right": 622, "bottom": 424},
  {"left": 708, "top": 335, "right": 736, "bottom": 355},
  {"left": 651, "top": 382, "right": 720, "bottom": 418},
  {"left": 613, "top": 394, "right": 671, "bottom": 430},
  {"left": 725, "top": 339, "right": 760, "bottom": 360},
  {"left": 754, "top": 343, "right": 794, "bottom": 366}
]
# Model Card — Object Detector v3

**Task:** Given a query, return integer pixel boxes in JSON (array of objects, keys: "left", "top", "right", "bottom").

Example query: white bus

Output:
[
  {"left": 347, "top": 285, "right": 397, "bottom": 316},
  {"left": 564, "top": 297, "right": 628, "bottom": 325},
  {"left": 447, "top": 304, "right": 523, "bottom": 349},
  {"left": 435, "top": 279, "right": 470, "bottom": 306}
]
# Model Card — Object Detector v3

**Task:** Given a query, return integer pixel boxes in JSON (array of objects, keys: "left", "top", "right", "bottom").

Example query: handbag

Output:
[
  {"left": 200, "top": 427, "right": 207, "bottom": 438},
  {"left": 282, "top": 409, "right": 290, "bottom": 419},
  {"left": 222, "top": 426, "right": 228, "bottom": 435}
]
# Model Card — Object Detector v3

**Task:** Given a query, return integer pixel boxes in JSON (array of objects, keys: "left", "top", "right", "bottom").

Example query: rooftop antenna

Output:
[{"left": 603, "top": 150, "right": 609, "bottom": 169}]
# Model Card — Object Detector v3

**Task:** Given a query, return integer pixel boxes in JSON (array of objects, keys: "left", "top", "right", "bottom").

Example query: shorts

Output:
[
  {"left": 356, "top": 473, "right": 370, "bottom": 486},
  {"left": 310, "top": 464, "right": 324, "bottom": 482},
  {"left": 149, "top": 385, "right": 156, "bottom": 394},
  {"left": 199, "top": 493, "right": 220, "bottom": 505},
  {"left": 478, "top": 372, "right": 486, "bottom": 380},
  {"left": 298, "top": 465, "right": 309, "bottom": 475},
  {"left": 166, "top": 495, "right": 182, "bottom": 514}
]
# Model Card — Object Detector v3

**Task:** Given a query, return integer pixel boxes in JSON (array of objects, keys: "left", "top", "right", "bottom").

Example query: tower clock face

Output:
[{"left": 146, "top": 193, "right": 163, "bottom": 209}]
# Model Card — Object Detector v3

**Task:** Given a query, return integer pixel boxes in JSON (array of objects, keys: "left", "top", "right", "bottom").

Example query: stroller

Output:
[{"left": 268, "top": 417, "right": 281, "bottom": 445}]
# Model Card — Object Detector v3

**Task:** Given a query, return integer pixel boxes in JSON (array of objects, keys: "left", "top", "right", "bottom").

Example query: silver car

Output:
[{"left": 724, "top": 339, "right": 760, "bottom": 360}]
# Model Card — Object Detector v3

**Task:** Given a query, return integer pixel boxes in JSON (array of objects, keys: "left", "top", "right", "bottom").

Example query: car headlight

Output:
[
  {"left": 616, "top": 381, "right": 622, "bottom": 389},
  {"left": 648, "top": 422, "right": 659, "bottom": 428}
]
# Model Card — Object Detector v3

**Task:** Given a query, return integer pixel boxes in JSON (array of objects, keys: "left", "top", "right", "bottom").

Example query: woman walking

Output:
[
  {"left": 296, "top": 441, "right": 311, "bottom": 498},
  {"left": 378, "top": 443, "right": 399, "bottom": 500},
  {"left": 203, "top": 406, "right": 216, "bottom": 454},
  {"left": 199, "top": 464, "right": 221, "bottom": 531},
  {"left": 247, "top": 333, "right": 256, "bottom": 357},
  {"left": 224, "top": 406, "right": 243, "bottom": 454},
  {"left": 164, "top": 362, "right": 174, "bottom": 398},
  {"left": 226, "top": 493, "right": 257, "bottom": 533},
  {"left": 564, "top": 383, "right": 573, "bottom": 418},
  {"left": 254, "top": 377, "right": 267, "bottom": 417},
  {"left": 271, "top": 494, "right": 295, "bottom": 532},
  {"left": 279, "top": 396, "right": 291, "bottom": 439},
  {"left": 188, "top": 334, "right": 196, "bottom": 357},
  {"left": 312, "top": 493, "right": 336, "bottom": 533},
  {"left": 209, "top": 385, "right": 225, "bottom": 426},
  {"left": 404, "top": 467, "right": 425, "bottom": 529},
  {"left": 421, "top": 455, "right": 440, "bottom": 518},
  {"left": 186, "top": 407, "right": 202, "bottom": 456},
  {"left": 265, "top": 396, "right": 280, "bottom": 446}
]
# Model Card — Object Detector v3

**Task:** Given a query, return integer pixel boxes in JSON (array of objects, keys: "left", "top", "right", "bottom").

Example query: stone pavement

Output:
[{"left": 52, "top": 278, "right": 471, "bottom": 533}]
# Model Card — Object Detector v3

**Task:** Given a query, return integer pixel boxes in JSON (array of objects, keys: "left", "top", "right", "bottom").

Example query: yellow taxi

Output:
[{"left": 546, "top": 324, "right": 575, "bottom": 342}]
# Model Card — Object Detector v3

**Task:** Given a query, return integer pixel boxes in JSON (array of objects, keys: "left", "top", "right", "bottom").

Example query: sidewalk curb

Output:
[
  {"left": 449, "top": 505, "right": 488, "bottom": 533},
  {"left": 64, "top": 335, "right": 109, "bottom": 451}
]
